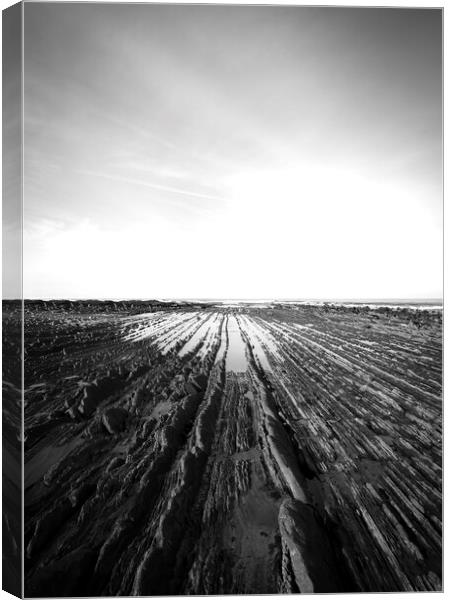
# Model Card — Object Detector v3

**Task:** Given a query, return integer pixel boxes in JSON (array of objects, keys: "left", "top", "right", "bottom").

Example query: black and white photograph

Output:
[{"left": 2, "top": 2, "right": 443, "bottom": 597}]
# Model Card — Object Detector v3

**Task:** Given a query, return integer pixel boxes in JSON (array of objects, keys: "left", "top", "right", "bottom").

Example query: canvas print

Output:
[{"left": 2, "top": 2, "right": 443, "bottom": 598}]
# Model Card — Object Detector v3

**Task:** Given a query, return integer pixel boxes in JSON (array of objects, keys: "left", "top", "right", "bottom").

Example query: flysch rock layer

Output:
[{"left": 10, "top": 300, "right": 441, "bottom": 596}]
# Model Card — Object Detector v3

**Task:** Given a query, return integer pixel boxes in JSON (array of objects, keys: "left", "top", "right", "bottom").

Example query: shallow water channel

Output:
[{"left": 225, "top": 317, "right": 248, "bottom": 373}]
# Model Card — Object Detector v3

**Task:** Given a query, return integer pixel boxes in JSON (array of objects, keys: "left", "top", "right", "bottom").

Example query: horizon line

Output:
[{"left": 5, "top": 297, "right": 444, "bottom": 303}]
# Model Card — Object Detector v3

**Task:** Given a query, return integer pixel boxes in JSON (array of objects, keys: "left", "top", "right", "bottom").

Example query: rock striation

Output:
[{"left": 11, "top": 300, "right": 442, "bottom": 596}]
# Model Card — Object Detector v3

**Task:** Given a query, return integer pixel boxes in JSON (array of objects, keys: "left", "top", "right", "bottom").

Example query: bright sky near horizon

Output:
[{"left": 17, "top": 4, "right": 442, "bottom": 299}]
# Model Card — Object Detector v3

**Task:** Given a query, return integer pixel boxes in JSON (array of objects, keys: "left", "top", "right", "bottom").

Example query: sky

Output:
[
  {"left": 3, "top": 1, "right": 22, "bottom": 299},
  {"left": 19, "top": 4, "right": 442, "bottom": 300}
]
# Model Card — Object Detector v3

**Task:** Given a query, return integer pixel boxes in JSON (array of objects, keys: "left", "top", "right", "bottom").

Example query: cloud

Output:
[{"left": 78, "top": 169, "right": 223, "bottom": 204}]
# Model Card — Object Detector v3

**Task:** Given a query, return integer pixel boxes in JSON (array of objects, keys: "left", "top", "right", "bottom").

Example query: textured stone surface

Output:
[{"left": 17, "top": 300, "right": 442, "bottom": 596}]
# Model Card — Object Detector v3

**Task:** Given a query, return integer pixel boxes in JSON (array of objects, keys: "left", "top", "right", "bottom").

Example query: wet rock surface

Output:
[
  {"left": 3, "top": 303, "right": 22, "bottom": 597},
  {"left": 15, "top": 300, "right": 442, "bottom": 595},
  {"left": 102, "top": 407, "right": 128, "bottom": 434}
]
